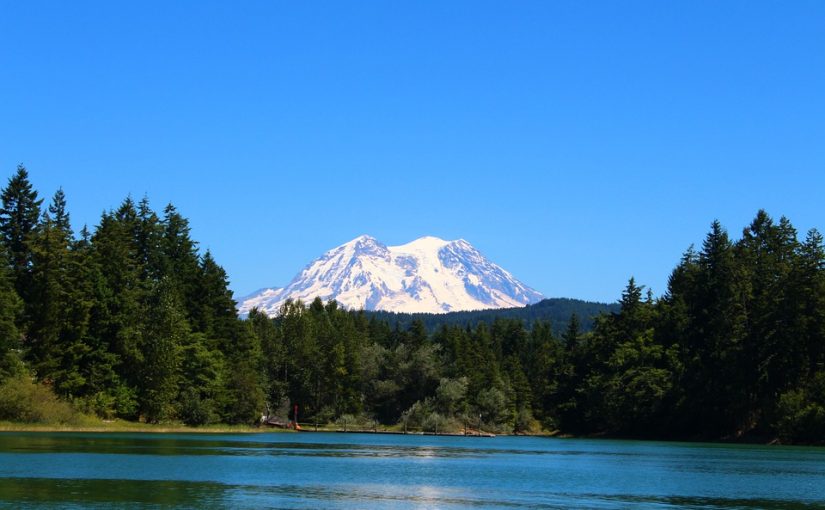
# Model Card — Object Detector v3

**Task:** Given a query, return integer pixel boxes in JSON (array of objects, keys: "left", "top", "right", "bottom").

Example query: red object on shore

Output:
[{"left": 292, "top": 404, "right": 301, "bottom": 430}]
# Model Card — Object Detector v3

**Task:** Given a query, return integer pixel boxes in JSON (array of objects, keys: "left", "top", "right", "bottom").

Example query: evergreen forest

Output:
[
  {"left": 1, "top": 165, "right": 824, "bottom": 443},
  {"left": 363, "top": 297, "right": 619, "bottom": 336}
]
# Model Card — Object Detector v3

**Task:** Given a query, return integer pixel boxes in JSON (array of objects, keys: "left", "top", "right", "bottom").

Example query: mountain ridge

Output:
[{"left": 362, "top": 297, "right": 620, "bottom": 335}]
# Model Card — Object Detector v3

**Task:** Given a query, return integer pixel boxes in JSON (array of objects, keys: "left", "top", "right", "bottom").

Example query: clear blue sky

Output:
[{"left": 1, "top": 1, "right": 823, "bottom": 303}]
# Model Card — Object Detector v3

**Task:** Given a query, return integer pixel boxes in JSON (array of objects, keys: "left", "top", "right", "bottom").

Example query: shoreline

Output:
[
  {"left": 0, "top": 421, "right": 280, "bottom": 434},
  {"left": 2, "top": 422, "right": 819, "bottom": 446}
]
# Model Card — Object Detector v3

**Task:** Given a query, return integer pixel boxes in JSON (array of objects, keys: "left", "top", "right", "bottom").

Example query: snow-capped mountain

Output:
[{"left": 238, "top": 235, "right": 544, "bottom": 316}]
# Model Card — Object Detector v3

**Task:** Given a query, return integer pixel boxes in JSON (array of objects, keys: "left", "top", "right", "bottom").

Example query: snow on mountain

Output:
[{"left": 237, "top": 235, "right": 544, "bottom": 316}]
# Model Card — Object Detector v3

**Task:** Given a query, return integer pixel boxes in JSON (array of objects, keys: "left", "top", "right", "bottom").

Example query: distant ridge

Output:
[{"left": 361, "top": 297, "right": 619, "bottom": 335}]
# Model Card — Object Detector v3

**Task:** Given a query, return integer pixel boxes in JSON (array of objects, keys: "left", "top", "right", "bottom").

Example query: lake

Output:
[{"left": 0, "top": 431, "right": 823, "bottom": 509}]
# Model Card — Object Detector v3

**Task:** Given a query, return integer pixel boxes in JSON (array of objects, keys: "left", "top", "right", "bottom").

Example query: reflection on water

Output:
[{"left": 0, "top": 432, "right": 824, "bottom": 509}]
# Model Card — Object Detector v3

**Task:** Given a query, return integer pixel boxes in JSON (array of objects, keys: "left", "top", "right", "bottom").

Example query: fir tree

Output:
[
  {"left": 194, "top": 250, "right": 238, "bottom": 345},
  {"left": 91, "top": 200, "right": 145, "bottom": 392},
  {"left": 27, "top": 190, "right": 74, "bottom": 384},
  {"left": 140, "top": 278, "right": 186, "bottom": 423},
  {"left": 0, "top": 252, "right": 23, "bottom": 381},
  {"left": 0, "top": 165, "right": 43, "bottom": 303},
  {"left": 563, "top": 313, "right": 581, "bottom": 351}
]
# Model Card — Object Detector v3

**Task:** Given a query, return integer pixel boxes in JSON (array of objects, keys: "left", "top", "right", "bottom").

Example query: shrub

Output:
[
  {"left": 178, "top": 389, "right": 218, "bottom": 426},
  {"left": 776, "top": 374, "right": 825, "bottom": 444},
  {"left": 0, "top": 375, "right": 79, "bottom": 424},
  {"left": 74, "top": 392, "right": 116, "bottom": 419},
  {"left": 514, "top": 408, "right": 541, "bottom": 434},
  {"left": 421, "top": 412, "right": 445, "bottom": 432},
  {"left": 113, "top": 384, "right": 139, "bottom": 420},
  {"left": 476, "top": 387, "right": 509, "bottom": 429},
  {"left": 336, "top": 413, "right": 357, "bottom": 430}
]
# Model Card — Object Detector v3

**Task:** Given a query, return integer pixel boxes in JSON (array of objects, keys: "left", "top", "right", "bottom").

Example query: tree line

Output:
[
  {"left": 1, "top": 165, "right": 823, "bottom": 442},
  {"left": 363, "top": 297, "right": 618, "bottom": 336},
  {"left": 0, "top": 165, "right": 254, "bottom": 424}
]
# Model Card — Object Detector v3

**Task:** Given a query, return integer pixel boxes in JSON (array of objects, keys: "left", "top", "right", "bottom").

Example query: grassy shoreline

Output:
[
  {"left": 0, "top": 419, "right": 528, "bottom": 436},
  {"left": 2, "top": 422, "right": 813, "bottom": 446},
  {"left": 0, "top": 421, "right": 497, "bottom": 435},
  {"left": 0, "top": 419, "right": 284, "bottom": 434}
]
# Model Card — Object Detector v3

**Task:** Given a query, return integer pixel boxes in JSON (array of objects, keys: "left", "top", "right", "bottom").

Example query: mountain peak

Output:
[
  {"left": 393, "top": 235, "right": 451, "bottom": 251},
  {"left": 339, "top": 234, "right": 382, "bottom": 249},
  {"left": 347, "top": 234, "right": 378, "bottom": 244},
  {"left": 238, "top": 235, "right": 544, "bottom": 316}
]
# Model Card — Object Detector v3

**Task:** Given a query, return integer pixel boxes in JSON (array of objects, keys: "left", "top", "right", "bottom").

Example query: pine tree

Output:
[
  {"left": 222, "top": 321, "right": 265, "bottom": 424},
  {"left": 91, "top": 200, "right": 145, "bottom": 392},
  {"left": 136, "top": 197, "right": 164, "bottom": 282},
  {"left": 177, "top": 332, "right": 225, "bottom": 426},
  {"left": 193, "top": 251, "right": 237, "bottom": 345},
  {"left": 407, "top": 319, "right": 428, "bottom": 349},
  {"left": 671, "top": 220, "right": 748, "bottom": 436},
  {"left": 160, "top": 204, "right": 200, "bottom": 317},
  {"left": 0, "top": 165, "right": 43, "bottom": 304},
  {"left": 140, "top": 278, "right": 186, "bottom": 423},
  {"left": 27, "top": 189, "right": 74, "bottom": 383},
  {"left": 67, "top": 226, "right": 121, "bottom": 413},
  {"left": 248, "top": 308, "right": 285, "bottom": 413},
  {"left": 563, "top": 313, "right": 581, "bottom": 351},
  {"left": 737, "top": 212, "right": 801, "bottom": 426},
  {"left": 27, "top": 189, "right": 98, "bottom": 399},
  {"left": 797, "top": 229, "right": 825, "bottom": 378},
  {"left": 503, "top": 355, "right": 532, "bottom": 424},
  {"left": 0, "top": 252, "right": 23, "bottom": 381}
]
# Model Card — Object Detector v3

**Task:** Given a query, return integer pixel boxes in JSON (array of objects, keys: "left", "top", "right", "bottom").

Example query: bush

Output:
[
  {"left": 776, "top": 374, "right": 825, "bottom": 444},
  {"left": 0, "top": 351, "right": 25, "bottom": 383},
  {"left": 400, "top": 400, "right": 430, "bottom": 430},
  {"left": 114, "top": 384, "right": 139, "bottom": 419},
  {"left": 313, "top": 405, "right": 336, "bottom": 425},
  {"left": 336, "top": 413, "right": 357, "bottom": 430},
  {"left": 421, "top": 412, "right": 463, "bottom": 433},
  {"left": 435, "top": 377, "right": 468, "bottom": 415},
  {"left": 335, "top": 413, "right": 376, "bottom": 430},
  {"left": 476, "top": 387, "right": 509, "bottom": 430},
  {"left": 514, "top": 408, "right": 541, "bottom": 434},
  {"left": 399, "top": 400, "right": 465, "bottom": 433},
  {"left": 0, "top": 375, "right": 80, "bottom": 424},
  {"left": 178, "top": 389, "right": 218, "bottom": 426},
  {"left": 75, "top": 392, "right": 116, "bottom": 419}
]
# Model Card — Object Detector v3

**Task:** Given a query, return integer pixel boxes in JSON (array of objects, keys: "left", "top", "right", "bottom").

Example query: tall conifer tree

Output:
[{"left": 0, "top": 165, "right": 42, "bottom": 304}]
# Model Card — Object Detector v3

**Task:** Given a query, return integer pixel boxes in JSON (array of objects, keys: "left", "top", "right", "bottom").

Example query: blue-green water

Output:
[{"left": 0, "top": 432, "right": 823, "bottom": 509}]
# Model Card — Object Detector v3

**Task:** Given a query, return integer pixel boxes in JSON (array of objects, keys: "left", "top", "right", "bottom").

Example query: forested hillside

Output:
[
  {"left": 1, "top": 165, "right": 823, "bottom": 443},
  {"left": 364, "top": 298, "right": 619, "bottom": 335}
]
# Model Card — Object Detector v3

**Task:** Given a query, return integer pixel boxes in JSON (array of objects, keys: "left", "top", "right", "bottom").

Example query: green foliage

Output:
[
  {"left": 515, "top": 408, "right": 541, "bottom": 434},
  {"left": 0, "top": 165, "right": 42, "bottom": 302},
  {"left": 365, "top": 298, "right": 618, "bottom": 336},
  {"left": 113, "top": 384, "right": 139, "bottom": 419},
  {"left": 434, "top": 377, "right": 468, "bottom": 416},
  {"left": 775, "top": 372, "right": 825, "bottom": 443},
  {"left": 178, "top": 388, "right": 218, "bottom": 426},
  {"left": 476, "top": 387, "right": 509, "bottom": 430},
  {"left": 222, "top": 320, "right": 266, "bottom": 425},
  {"left": 177, "top": 333, "right": 224, "bottom": 425},
  {"left": 0, "top": 375, "right": 79, "bottom": 424},
  {"left": 27, "top": 189, "right": 79, "bottom": 394},
  {"left": 2, "top": 166, "right": 824, "bottom": 443},
  {"left": 140, "top": 279, "right": 186, "bottom": 423},
  {"left": 223, "top": 365, "right": 265, "bottom": 425},
  {"left": 0, "top": 258, "right": 23, "bottom": 382}
]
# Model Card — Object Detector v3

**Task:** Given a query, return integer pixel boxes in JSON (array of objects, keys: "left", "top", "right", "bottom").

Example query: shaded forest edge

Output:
[{"left": 0, "top": 165, "right": 824, "bottom": 444}]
